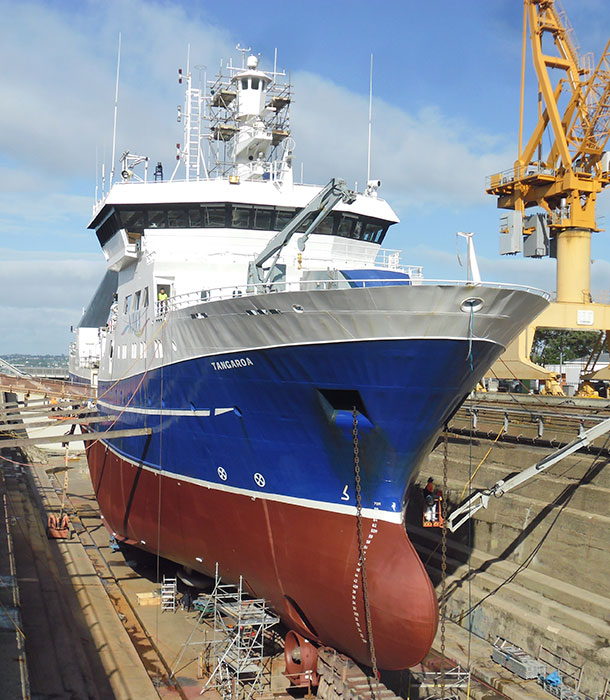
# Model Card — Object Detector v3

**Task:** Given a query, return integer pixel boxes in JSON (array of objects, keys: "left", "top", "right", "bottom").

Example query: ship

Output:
[{"left": 70, "top": 49, "right": 549, "bottom": 670}]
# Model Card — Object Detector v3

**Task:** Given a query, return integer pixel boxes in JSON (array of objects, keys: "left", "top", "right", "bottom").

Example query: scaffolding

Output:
[
  {"left": 205, "top": 62, "right": 292, "bottom": 178},
  {"left": 172, "top": 565, "right": 279, "bottom": 700},
  {"left": 200, "top": 572, "right": 279, "bottom": 700}
]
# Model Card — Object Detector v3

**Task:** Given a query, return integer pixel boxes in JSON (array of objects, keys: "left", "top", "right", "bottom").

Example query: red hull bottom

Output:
[{"left": 87, "top": 441, "right": 438, "bottom": 669}]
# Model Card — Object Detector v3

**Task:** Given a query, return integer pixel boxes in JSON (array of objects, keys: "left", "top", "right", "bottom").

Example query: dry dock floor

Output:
[{"left": 1, "top": 441, "right": 596, "bottom": 700}]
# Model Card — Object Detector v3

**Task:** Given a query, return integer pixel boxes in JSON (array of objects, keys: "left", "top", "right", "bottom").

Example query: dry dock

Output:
[{"left": 0, "top": 386, "right": 608, "bottom": 700}]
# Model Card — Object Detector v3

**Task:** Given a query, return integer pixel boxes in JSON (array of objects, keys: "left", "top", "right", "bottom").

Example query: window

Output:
[
  {"left": 203, "top": 205, "right": 227, "bottom": 227},
  {"left": 275, "top": 208, "right": 296, "bottom": 230},
  {"left": 123, "top": 295, "right": 131, "bottom": 314},
  {"left": 253, "top": 207, "right": 273, "bottom": 230},
  {"left": 142, "top": 287, "right": 149, "bottom": 308},
  {"left": 148, "top": 210, "right": 168, "bottom": 228},
  {"left": 189, "top": 208, "right": 202, "bottom": 227},
  {"left": 134, "top": 290, "right": 141, "bottom": 310},
  {"left": 168, "top": 209, "right": 189, "bottom": 227},
  {"left": 337, "top": 215, "right": 356, "bottom": 238},
  {"left": 231, "top": 206, "right": 251, "bottom": 229},
  {"left": 251, "top": 78, "right": 260, "bottom": 90},
  {"left": 241, "top": 78, "right": 248, "bottom": 90},
  {"left": 120, "top": 210, "right": 147, "bottom": 230},
  {"left": 131, "top": 343, "right": 137, "bottom": 359}
]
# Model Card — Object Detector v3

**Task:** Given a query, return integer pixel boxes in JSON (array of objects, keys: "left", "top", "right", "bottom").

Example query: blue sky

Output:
[{"left": 1, "top": 0, "right": 609, "bottom": 353}]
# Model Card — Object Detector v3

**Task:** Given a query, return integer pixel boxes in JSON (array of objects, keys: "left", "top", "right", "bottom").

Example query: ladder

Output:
[
  {"left": 161, "top": 576, "right": 177, "bottom": 612},
  {"left": 185, "top": 84, "right": 203, "bottom": 180}
]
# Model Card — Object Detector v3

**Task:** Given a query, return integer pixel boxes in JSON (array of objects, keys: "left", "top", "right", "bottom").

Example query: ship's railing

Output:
[{"left": 154, "top": 278, "right": 551, "bottom": 319}]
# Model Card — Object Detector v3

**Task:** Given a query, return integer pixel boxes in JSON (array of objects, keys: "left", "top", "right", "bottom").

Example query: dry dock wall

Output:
[{"left": 408, "top": 435, "right": 610, "bottom": 698}]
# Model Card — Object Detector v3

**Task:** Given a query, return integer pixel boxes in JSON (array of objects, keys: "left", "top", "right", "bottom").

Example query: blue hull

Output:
[{"left": 97, "top": 338, "right": 500, "bottom": 513}]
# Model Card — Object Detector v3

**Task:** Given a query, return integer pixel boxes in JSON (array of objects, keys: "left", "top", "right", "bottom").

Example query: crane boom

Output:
[{"left": 250, "top": 178, "right": 356, "bottom": 285}]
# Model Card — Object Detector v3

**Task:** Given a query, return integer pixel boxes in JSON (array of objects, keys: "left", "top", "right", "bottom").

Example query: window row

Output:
[{"left": 95, "top": 203, "right": 392, "bottom": 247}]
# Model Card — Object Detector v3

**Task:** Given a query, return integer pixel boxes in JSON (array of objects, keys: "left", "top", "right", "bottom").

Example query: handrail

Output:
[{"left": 154, "top": 278, "right": 551, "bottom": 319}]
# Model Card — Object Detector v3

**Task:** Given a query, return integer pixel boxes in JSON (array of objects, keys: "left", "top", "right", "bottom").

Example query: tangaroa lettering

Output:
[{"left": 211, "top": 357, "right": 254, "bottom": 371}]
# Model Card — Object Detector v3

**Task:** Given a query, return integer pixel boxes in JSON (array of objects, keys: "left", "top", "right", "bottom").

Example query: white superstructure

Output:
[{"left": 70, "top": 48, "right": 420, "bottom": 383}]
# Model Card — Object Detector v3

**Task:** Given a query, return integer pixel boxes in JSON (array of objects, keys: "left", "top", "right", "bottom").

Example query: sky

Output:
[{"left": 1, "top": 0, "right": 610, "bottom": 354}]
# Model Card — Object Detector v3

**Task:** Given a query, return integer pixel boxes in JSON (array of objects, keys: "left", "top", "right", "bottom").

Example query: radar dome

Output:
[{"left": 247, "top": 55, "right": 259, "bottom": 69}]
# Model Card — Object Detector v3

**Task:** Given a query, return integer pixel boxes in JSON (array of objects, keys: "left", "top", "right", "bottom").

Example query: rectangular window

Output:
[
  {"left": 167, "top": 209, "right": 189, "bottom": 228},
  {"left": 189, "top": 208, "right": 202, "bottom": 227},
  {"left": 123, "top": 295, "right": 132, "bottom": 314},
  {"left": 275, "top": 208, "right": 296, "bottom": 230},
  {"left": 131, "top": 343, "right": 137, "bottom": 359},
  {"left": 204, "top": 206, "right": 227, "bottom": 227},
  {"left": 253, "top": 207, "right": 273, "bottom": 230},
  {"left": 140, "top": 341, "right": 146, "bottom": 359},
  {"left": 148, "top": 210, "right": 168, "bottom": 228},
  {"left": 337, "top": 215, "right": 356, "bottom": 238},
  {"left": 134, "top": 290, "right": 141, "bottom": 310},
  {"left": 231, "top": 206, "right": 252, "bottom": 229},
  {"left": 120, "top": 209, "right": 147, "bottom": 231},
  {"left": 142, "top": 287, "right": 149, "bottom": 308}
]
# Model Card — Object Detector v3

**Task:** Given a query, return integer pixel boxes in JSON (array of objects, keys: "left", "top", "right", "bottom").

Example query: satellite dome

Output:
[{"left": 247, "top": 55, "right": 259, "bottom": 69}]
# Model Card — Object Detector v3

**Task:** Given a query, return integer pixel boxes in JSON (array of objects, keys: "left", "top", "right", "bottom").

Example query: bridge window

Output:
[
  {"left": 148, "top": 210, "right": 168, "bottom": 228},
  {"left": 94, "top": 204, "right": 392, "bottom": 244},
  {"left": 168, "top": 209, "right": 189, "bottom": 228},
  {"left": 232, "top": 206, "right": 252, "bottom": 229},
  {"left": 203, "top": 205, "right": 227, "bottom": 227},
  {"left": 253, "top": 207, "right": 273, "bottom": 230},
  {"left": 251, "top": 78, "right": 260, "bottom": 90}
]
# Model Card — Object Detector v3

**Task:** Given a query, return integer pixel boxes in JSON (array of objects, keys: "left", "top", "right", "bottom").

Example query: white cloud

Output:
[
  {"left": 291, "top": 72, "right": 514, "bottom": 211},
  {"left": 0, "top": 250, "right": 106, "bottom": 353}
]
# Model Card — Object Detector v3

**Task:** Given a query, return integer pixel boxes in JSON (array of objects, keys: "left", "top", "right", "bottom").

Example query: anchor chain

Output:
[
  {"left": 352, "top": 407, "right": 379, "bottom": 684},
  {"left": 440, "top": 430, "right": 449, "bottom": 700}
]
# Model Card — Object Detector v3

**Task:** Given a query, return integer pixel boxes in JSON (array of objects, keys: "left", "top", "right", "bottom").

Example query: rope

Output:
[
  {"left": 352, "top": 407, "right": 379, "bottom": 686},
  {"left": 461, "top": 425, "right": 505, "bottom": 498}
]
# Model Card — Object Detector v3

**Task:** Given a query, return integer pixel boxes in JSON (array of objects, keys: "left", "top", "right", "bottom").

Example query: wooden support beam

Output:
[
  {"left": 0, "top": 405, "right": 94, "bottom": 418},
  {"left": 0, "top": 428, "right": 152, "bottom": 449},
  {"left": 0, "top": 415, "right": 109, "bottom": 433}
]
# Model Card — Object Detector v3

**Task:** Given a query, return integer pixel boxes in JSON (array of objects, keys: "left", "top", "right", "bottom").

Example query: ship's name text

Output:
[{"left": 211, "top": 357, "right": 254, "bottom": 371}]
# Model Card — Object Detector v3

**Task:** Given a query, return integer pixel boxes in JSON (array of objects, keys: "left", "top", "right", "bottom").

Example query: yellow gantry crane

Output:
[{"left": 487, "top": 0, "right": 610, "bottom": 382}]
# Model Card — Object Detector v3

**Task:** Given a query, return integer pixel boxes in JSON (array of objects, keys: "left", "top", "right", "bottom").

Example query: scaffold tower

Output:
[{"left": 199, "top": 569, "right": 279, "bottom": 700}]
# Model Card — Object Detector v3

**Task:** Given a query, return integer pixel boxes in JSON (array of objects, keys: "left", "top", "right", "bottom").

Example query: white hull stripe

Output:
[
  {"left": 98, "top": 438, "right": 405, "bottom": 526},
  {"left": 97, "top": 399, "right": 234, "bottom": 417}
]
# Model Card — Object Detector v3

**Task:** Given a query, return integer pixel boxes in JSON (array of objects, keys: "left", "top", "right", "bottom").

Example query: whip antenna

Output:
[{"left": 109, "top": 32, "right": 122, "bottom": 189}]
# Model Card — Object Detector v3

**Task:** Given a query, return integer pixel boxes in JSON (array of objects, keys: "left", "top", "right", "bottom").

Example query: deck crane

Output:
[{"left": 486, "top": 0, "right": 610, "bottom": 383}]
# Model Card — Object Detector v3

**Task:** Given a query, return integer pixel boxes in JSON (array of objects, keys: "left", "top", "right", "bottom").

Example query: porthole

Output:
[
  {"left": 292, "top": 304, "right": 304, "bottom": 313},
  {"left": 460, "top": 297, "right": 484, "bottom": 313}
]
